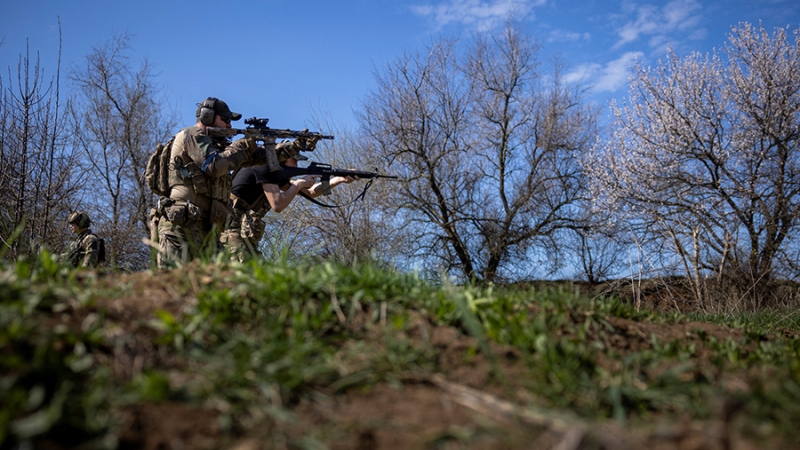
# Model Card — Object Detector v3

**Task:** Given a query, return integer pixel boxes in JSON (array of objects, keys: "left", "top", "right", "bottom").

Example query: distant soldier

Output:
[{"left": 61, "top": 212, "right": 102, "bottom": 268}]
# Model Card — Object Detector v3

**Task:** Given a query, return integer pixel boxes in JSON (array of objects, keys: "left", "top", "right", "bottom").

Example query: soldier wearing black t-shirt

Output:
[{"left": 221, "top": 157, "right": 357, "bottom": 261}]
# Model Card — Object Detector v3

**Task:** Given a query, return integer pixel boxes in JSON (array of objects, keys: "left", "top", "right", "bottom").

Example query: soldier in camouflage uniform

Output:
[
  {"left": 221, "top": 152, "right": 356, "bottom": 262},
  {"left": 155, "top": 97, "right": 314, "bottom": 268},
  {"left": 62, "top": 212, "right": 101, "bottom": 268}
]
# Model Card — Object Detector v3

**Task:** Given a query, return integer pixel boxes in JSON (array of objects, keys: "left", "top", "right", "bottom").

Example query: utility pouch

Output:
[{"left": 165, "top": 204, "right": 187, "bottom": 226}]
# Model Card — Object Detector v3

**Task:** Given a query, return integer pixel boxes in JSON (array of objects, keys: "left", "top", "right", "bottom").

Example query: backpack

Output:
[
  {"left": 97, "top": 237, "right": 106, "bottom": 264},
  {"left": 144, "top": 138, "right": 175, "bottom": 197}
]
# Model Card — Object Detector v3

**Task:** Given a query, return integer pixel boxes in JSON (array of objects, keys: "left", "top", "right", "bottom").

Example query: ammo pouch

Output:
[
  {"left": 211, "top": 173, "right": 232, "bottom": 201},
  {"left": 164, "top": 203, "right": 187, "bottom": 225},
  {"left": 164, "top": 201, "right": 203, "bottom": 227}
]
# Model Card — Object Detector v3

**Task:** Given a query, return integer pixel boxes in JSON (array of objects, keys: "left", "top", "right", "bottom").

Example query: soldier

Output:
[
  {"left": 61, "top": 212, "right": 102, "bottom": 268},
  {"left": 155, "top": 97, "right": 316, "bottom": 268},
  {"left": 221, "top": 149, "right": 357, "bottom": 262}
]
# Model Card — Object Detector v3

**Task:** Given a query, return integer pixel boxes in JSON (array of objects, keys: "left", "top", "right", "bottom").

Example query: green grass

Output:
[{"left": 3, "top": 253, "right": 800, "bottom": 448}]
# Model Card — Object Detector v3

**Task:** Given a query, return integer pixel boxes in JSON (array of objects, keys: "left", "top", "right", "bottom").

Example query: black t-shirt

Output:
[{"left": 231, "top": 166, "right": 292, "bottom": 206}]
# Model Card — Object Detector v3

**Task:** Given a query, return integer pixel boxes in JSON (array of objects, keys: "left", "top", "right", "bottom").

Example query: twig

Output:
[
  {"left": 430, "top": 374, "right": 586, "bottom": 441},
  {"left": 329, "top": 287, "right": 347, "bottom": 324},
  {"left": 553, "top": 427, "right": 587, "bottom": 450}
]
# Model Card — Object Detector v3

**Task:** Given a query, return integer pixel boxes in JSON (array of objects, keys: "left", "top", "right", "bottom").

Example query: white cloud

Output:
[
  {"left": 410, "top": 0, "right": 544, "bottom": 32},
  {"left": 547, "top": 29, "right": 591, "bottom": 43},
  {"left": 615, "top": 0, "right": 702, "bottom": 48},
  {"left": 563, "top": 62, "right": 602, "bottom": 85},
  {"left": 564, "top": 52, "right": 643, "bottom": 93}
]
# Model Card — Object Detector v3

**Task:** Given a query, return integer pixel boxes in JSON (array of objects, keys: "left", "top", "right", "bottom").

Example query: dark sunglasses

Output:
[{"left": 218, "top": 115, "right": 231, "bottom": 124}]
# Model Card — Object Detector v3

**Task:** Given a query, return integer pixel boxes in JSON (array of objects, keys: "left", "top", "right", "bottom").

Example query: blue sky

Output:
[{"left": 2, "top": 0, "right": 799, "bottom": 133}]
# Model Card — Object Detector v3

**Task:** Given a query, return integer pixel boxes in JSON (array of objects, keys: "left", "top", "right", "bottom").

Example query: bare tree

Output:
[
  {"left": 567, "top": 227, "right": 627, "bottom": 285},
  {"left": 587, "top": 23, "right": 800, "bottom": 309},
  {"left": 360, "top": 37, "right": 475, "bottom": 279},
  {"left": 267, "top": 122, "right": 412, "bottom": 267},
  {"left": 69, "top": 32, "right": 175, "bottom": 270},
  {"left": 0, "top": 28, "right": 76, "bottom": 260},
  {"left": 359, "top": 23, "right": 596, "bottom": 283}
]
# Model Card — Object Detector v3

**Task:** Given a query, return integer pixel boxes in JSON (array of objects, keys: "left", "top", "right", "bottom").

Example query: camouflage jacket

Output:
[
  {"left": 167, "top": 126, "right": 260, "bottom": 211},
  {"left": 63, "top": 229, "right": 100, "bottom": 268}
]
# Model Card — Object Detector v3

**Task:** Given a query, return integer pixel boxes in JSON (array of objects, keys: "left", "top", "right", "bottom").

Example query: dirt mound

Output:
[{"left": 51, "top": 267, "right": 776, "bottom": 449}]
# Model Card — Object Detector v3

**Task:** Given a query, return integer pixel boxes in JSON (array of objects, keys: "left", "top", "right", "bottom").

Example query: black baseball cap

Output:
[{"left": 211, "top": 98, "right": 241, "bottom": 121}]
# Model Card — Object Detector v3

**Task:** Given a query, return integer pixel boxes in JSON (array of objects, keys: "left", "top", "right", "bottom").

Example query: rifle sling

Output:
[{"left": 298, "top": 178, "right": 374, "bottom": 208}]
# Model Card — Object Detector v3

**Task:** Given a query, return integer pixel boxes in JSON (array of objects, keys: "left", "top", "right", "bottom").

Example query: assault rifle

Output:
[
  {"left": 280, "top": 161, "right": 399, "bottom": 206},
  {"left": 279, "top": 161, "right": 399, "bottom": 182},
  {"left": 207, "top": 117, "right": 334, "bottom": 142},
  {"left": 207, "top": 117, "right": 334, "bottom": 171}
]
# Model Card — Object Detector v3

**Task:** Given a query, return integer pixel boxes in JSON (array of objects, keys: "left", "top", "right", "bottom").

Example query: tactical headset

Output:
[
  {"left": 68, "top": 212, "right": 92, "bottom": 229},
  {"left": 196, "top": 97, "right": 219, "bottom": 126}
]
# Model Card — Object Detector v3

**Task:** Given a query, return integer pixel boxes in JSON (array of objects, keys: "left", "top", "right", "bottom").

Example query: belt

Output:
[{"left": 231, "top": 193, "right": 268, "bottom": 212}]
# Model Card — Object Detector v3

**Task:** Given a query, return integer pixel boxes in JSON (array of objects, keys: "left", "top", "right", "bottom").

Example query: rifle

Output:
[
  {"left": 207, "top": 117, "right": 334, "bottom": 142},
  {"left": 207, "top": 117, "right": 334, "bottom": 171},
  {"left": 280, "top": 161, "right": 399, "bottom": 206},
  {"left": 279, "top": 162, "right": 399, "bottom": 181}
]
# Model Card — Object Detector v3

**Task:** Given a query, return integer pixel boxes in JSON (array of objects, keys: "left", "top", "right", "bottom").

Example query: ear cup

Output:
[{"left": 197, "top": 97, "right": 218, "bottom": 126}]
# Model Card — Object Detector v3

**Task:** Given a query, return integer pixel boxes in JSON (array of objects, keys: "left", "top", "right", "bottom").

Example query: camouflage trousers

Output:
[
  {"left": 156, "top": 217, "right": 220, "bottom": 269},
  {"left": 220, "top": 207, "right": 266, "bottom": 263}
]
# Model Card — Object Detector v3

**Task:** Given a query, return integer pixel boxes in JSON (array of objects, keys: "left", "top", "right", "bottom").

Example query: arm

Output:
[
  {"left": 262, "top": 175, "right": 316, "bottom": 213},
  {"left": 200, "top": 137, "right": 257, "bottom": 177},
  {"left": 172, "top": 128, "right": 258, "bottom": 179},
  {"left": 304, "top": 175, "right": 358, "bottom": 198}
]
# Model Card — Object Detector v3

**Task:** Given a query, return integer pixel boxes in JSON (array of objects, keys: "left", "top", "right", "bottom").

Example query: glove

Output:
[
  {"left": 242, "top": 137, "right": 258, "bottom": 156},
  {"left": 291, "top": 129, "right": 321, "bottom": 152},
  {"left": 252, "top": 144, "right": 281, "bottom": 171}
]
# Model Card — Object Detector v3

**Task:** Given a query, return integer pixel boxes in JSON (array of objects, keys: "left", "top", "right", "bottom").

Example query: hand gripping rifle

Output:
[
  {"left": 279, "top": 161, "right": 399, "bottom": 207},
  {"left": 207, "top": 117, "right": 335, "bottom": 171}
]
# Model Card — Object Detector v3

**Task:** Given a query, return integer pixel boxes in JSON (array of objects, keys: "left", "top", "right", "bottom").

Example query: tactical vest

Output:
[
  {"left": 66, "top": 230, "right": 100, "bottom": 268},
  {"left": 167, "top": 127, "right": 232, "bottom": 203}
]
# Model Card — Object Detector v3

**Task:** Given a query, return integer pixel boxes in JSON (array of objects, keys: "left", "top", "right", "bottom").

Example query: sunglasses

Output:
[{"left": 218, "top": 115, "right": 231, "bottom": 124}]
